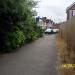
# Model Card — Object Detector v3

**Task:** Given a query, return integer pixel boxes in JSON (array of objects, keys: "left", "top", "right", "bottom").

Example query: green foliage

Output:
[
  {"left": 2, "top": 30, "right": 26, "bottom": 52},
  {"left": 0, "top": 0, "right": 43, "bottom": 52},
  {"left": 35, "top": 26, "right": 43, "bottom": 37}
]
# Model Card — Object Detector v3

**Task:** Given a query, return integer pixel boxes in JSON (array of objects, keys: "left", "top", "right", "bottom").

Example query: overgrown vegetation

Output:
[
  {"left": 0, "top": 0, "right": 43, "bottom": 53},
  {"left": 56, "top": 17, "right": 75, "bottom": 75}
]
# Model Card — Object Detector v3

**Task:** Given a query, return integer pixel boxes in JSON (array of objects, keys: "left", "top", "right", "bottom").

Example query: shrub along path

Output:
[{"left": 0, "top": 35, "right": 57, "bottom": 75}]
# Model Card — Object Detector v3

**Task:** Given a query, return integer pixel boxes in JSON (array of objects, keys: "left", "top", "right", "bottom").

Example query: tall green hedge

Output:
[{"left": 0, "top": 0, "right": 43, "bottom": 52}]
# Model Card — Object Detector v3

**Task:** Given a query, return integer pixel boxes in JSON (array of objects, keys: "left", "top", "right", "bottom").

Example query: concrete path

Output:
[{"left": 0, "top": 35, "right": 57, "bottom": 75}]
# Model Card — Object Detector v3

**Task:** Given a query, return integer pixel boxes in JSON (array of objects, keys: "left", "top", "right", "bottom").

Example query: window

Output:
[{"left": 73, "top": 10, "right": 75, "bottom": 16}]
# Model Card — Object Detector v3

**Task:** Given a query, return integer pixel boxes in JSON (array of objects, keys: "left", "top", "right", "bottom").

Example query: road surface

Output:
[{"left": 0, "top": 35, "right": 57, "bottom": 75}]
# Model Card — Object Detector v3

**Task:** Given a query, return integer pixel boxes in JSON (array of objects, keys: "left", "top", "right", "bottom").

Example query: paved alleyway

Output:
[{"left": 0, "top": 35, "right": 57, "bottom": 75}]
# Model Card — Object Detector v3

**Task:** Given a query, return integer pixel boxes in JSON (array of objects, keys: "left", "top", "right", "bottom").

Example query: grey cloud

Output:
[{"left": 35, "top": 0, "right": 75, "bottom": 23}]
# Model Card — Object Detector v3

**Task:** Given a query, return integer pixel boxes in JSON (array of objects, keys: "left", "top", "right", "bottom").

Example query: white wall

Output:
[
  {"left": 37, "top": 19, "right": 46, "bottom": 29},
  {"left": 73, "top": 10, "right": 75, "bottom": 16}
]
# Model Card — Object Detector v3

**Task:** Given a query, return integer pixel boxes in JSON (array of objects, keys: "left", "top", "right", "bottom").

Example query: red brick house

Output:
[{"left": 53, "top": 24, "right": 60, "bottom": 29}]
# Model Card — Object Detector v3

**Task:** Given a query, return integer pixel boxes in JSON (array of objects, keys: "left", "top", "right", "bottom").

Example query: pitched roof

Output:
[{"left": 66, "top": 2, "right": 75, "bottom": 12}]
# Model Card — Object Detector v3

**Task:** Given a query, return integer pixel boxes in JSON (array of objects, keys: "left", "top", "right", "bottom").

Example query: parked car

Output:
[
  {"left": 45, "top": 28, "right": 59, "bottom": 34},
  {"left": 53, "top": 29, "right": 59, "bottom": 33},
  {"left": 45, "top": 29, "right": 53, "bottom": 34}
]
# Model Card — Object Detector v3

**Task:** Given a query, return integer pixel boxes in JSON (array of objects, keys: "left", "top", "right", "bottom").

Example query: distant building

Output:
[
  {"left": 36, "top": 16, "right": 57, "bottom": 29},
  {"left": 53, "top": 24, "right": 60, "bottom": 29},
  {"left": 66, "top": 2, "right": 75, "bottom": 20},
  {"left": 36, "top": 17, "right": 47, "bottom": 29},
  {"left": 46, "top": 19, "right": 54, "bottom": 29}
]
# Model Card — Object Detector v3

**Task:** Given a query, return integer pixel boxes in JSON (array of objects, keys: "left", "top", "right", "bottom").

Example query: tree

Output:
[{"left": 0, "top": 0, "right": 43, "bottom": 52}]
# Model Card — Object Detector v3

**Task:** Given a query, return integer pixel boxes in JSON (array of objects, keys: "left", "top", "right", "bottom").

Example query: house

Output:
[
  {"left": 46, "top": 19, "right": 54, "bottom": 29},
  {"left": 66, "top": 2, "right": 75, "bottom": 20},
  {"left": 36, "top": 16, "right": 55, "bottom": 29},
  {"left": 53, "top": 23, "right": 60, "bottom": 29},
  {"left": 36, "top": 16, "right": 47, "bottom": 29}
]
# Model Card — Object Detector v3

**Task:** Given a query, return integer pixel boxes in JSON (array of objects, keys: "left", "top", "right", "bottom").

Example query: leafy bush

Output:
[
  {"left": 0, "top": 0, "right": 43, "bottom": 52},
  {"left": 34, "top": 25, "right": 44, "bottom": 37},
  {"left": 1, "top": 30, "right": 26, "bottom": 52},
  {"left": 26, "top": 31, "right": 37, "bottom": 42}
]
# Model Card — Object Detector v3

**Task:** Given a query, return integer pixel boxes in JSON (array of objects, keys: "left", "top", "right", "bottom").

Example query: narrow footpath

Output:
[{"left": 0, "top": 35, "right": 57, "bottom": 75}]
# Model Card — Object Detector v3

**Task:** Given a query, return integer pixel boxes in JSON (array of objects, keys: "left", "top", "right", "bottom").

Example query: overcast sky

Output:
[{"left": 35, "top": 0, "right": 75, "bottom": 23}]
